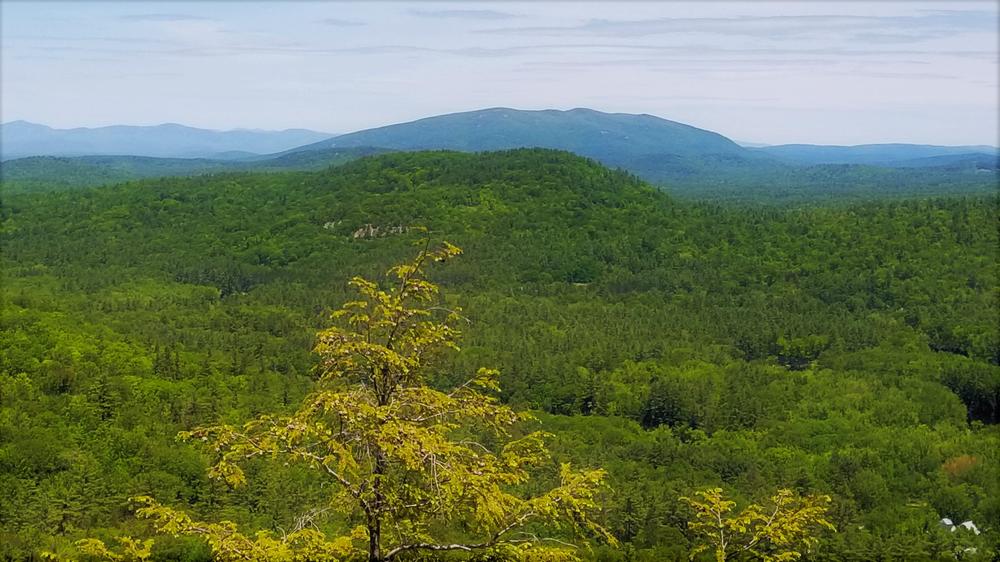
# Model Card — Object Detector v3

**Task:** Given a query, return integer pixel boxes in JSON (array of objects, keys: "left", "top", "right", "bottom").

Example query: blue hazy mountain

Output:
[
  {"left": 4, "top": 109, "right": 995, "bottom": 201},
  {"left": 754, "top": 143, "right": 998, "bottom": 166},
  {"left": 0, "top": 121, "right": 335, "bottom": 160},
  {"left": 288, "top": 107, "right": 752, "bottom": 164},
  {"left": 285, "top": 107, "right": 996, "bottom": 183}
]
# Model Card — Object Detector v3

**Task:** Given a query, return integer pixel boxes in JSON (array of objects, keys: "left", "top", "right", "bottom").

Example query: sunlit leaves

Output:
[
  {"left": 85, "top": 243, "right": 610, "bottom": 561},
  {"left": 70, "top": 537, "right": 153, "bottom": 561},
  {"left": 681, "top": 487, "right": 834, "bottom": 561}
]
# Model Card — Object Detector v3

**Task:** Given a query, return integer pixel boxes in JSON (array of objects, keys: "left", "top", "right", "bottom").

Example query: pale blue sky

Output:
[{"left": 1, "top": 1, "right": 997, "bottom": 145}]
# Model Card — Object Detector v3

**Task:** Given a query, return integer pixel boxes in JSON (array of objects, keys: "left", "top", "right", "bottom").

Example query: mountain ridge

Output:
[
  {"left": 291, "top": 107, "right": 749, "bottom": 161},
  {"left": 280, "top": 107, "right": 997, "bottom": 182},
  {"left": 0, "top": 120, "right": 336, "bottom": 160},
  {"left": 3, "top": 108, "right": 996, "bottom": 200},
  {"left": 754, "top": 142, "right": 999, "bottom": 166}
]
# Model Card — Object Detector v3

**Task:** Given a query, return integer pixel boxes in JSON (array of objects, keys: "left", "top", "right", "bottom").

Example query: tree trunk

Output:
[
  {"left": 368, "top": 517, "right": 381, "bottom": 562},
  {"left": 370, "top": 366, "right": 390, "bottom": 561},
  {"left": 369, "top": 448, "right": 387, "bottom": 562}
]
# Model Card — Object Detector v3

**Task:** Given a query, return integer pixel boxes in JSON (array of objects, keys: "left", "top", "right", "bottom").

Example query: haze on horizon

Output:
[{"left": 1, "top": 0, "right": 997, "bottom": 146}]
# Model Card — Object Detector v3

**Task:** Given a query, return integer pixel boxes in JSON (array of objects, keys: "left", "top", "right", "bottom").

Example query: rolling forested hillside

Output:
[
  {"left": 0, "top": 148, "right": 389, "bottom": 195},
  {"left": 4, "top": 109, "right": 995, "bottom": 203},
  {"left": 1, "top": 149, "right": 999, "bottom": 560}
]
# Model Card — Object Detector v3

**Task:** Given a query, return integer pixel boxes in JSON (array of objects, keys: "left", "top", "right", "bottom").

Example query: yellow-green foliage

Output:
[
  {"left": 81, "top": 241, "right": 613, "bottom": 561},
  {"left": 681, "top": 488, "right": 835, "bottom": 562},
  {"left": 46, "top": 537, "right": 152, "bottom": 561}
]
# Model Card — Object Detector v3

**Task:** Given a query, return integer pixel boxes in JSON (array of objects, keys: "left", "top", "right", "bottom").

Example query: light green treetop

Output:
[
  {"left": 77, "top": 240, "right": 614, "bottom": 562},
  {"left": 681, "top": 487, "right": 835, "bottom": 562}
]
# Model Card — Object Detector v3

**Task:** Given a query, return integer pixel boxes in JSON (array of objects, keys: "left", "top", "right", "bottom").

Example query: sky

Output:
[{"left": 1, "top": 1, "right": 997, "bottom": 145}]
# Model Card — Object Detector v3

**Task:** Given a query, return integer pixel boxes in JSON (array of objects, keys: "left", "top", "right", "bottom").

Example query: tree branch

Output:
[{"left": 384, "top": 510, "right": 538, "bottom": 559}]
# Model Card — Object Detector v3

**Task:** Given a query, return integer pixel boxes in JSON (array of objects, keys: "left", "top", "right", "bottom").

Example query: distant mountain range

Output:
[
  {"left": 0, "top": 121, "right": 335, "bottom": 160},
  {"left": 288, "top": 107, "right": 996, "bottom": 179},
  {"left": 2, "top": 108, "right": 996, "bottom": 200},
  {"left": 754, "top": 143, "right": 999, "bottom": 167},
  {"left": 299, "top": 107, "right": 745, "bottom": 156},
  {"left": 293, "top": 107, "right": 755, "bottom": 176},
  {"left": 7, "top": 110, "right": 996, "bottom": 170}
]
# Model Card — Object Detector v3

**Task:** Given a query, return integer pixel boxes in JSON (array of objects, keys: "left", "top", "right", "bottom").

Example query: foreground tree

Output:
[
  {"left": 681, "top": 488, "right": 834, "bottom": 562},
  {"left": 80, "top": 241, "right": 613, "bottom": 561}
]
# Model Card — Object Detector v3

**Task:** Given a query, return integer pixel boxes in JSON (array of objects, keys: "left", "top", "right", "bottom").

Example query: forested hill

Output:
[
  {"left": 282, "top": 108, "right": 999, "bottom": 196},
  {"left": 287, "top": 107, "right": 796, "bottom": 189},
  {"left": 0, "top": 147, "right": 389, "bottom": 195},
  {"left": 2, "top": 149, "right": 999, "bottom": 559}
]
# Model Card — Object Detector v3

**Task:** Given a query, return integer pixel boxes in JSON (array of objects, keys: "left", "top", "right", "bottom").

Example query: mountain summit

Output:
[{"left": 291, "top": 107, "right": 749, "bottom": 169}]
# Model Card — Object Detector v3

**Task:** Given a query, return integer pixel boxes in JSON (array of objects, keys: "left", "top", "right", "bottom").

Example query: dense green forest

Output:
[
  {"left": 0, "top": 148, "right": 387, "bottom": 196},
  {"left": 1, "top": 149, "right": 999, "bottom": 560},
  {"left": 3, "top": 150, "right": 995, "bottom": 203}
]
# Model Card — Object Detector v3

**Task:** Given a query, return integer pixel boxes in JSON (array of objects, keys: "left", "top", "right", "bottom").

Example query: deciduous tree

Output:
[
  {"left": 681, "top": 487, "right": 834, "bottom": 561},
  {"left": 81, "top": 240, "right": 613, "bottom": 561}
]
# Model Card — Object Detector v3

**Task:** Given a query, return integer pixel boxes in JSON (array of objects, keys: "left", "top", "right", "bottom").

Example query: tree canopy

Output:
[
  {"left": 73, "top": 241, "right": 614, "bottom": 561},
  {"left": 2, "top": 149, "right": 997, "bottom": 560}
]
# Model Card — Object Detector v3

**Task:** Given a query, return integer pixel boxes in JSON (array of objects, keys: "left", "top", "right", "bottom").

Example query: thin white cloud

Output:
[
  {"left": 2, "top": 1, "right": 995, "bottom": 145},
  {"left": 120, "top": 13, "right": 214, "bottom": 22},
  {"left": 410, "top": 9, "right": 520, "bottom": 21},
  {"left": 320, "top": 18, "right": 366, "bottom": 27},
  {"left": 481, "top": 10, "right": 997, "bottom": 42}
]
